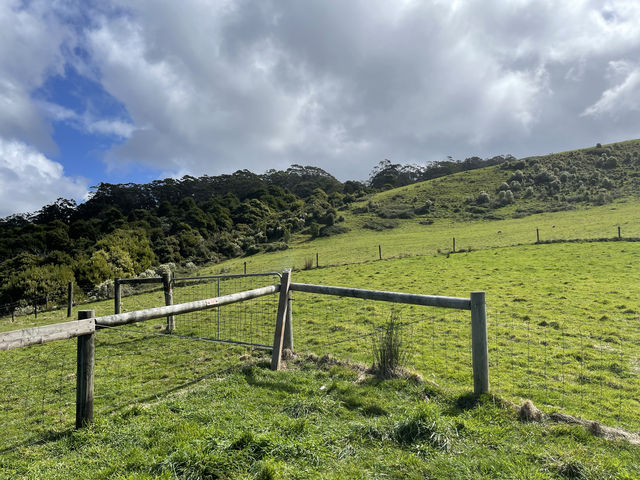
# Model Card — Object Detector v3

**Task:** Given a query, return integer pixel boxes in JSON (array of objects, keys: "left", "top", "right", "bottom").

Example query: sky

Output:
[{"left": 1, "top": 0, "right": 640, "bottom": 218}]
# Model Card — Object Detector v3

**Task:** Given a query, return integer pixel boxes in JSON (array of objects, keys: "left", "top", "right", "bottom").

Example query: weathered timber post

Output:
[
  {"left": 244, "top": 262, "right": 247, "bottom": 275},
  {"left": 316, "top": 252, "right": 319, "bottom": 268},
  {"left": 379, "top": 245, "right": 382, "bottom": 260},
  {"left": 453, "top": 237, "right": 456, "bottom": 253},
  {"left": 162, "top": 273, "right": 175, "bottom": 332},
  {"left": 11, "top": 307, "right": 15, "bottom": 323},
  {"left": 283, "top": 292, "right": 294, "bottom": 351},
  {"left": 470, "top": 291, "right": 489, "bottom": 394},
  {"left": 271, "top": 269, "right": 292, "bottom": 370},
  {"left": 76, "top": 310, "right": 95, "bottom": 428},
  {"left": 67, "top": 281, "right": 73, "bottom": 318},
  {"left": 536, "top": 228, "right": 540, "bottom": 243},
  {"left": 216, "top": 278, "right": 221, "bottom": 339},
  {"left": 618, "top": 226, "right": 621, "bottom": 239},
  {"left": 114, "top": 278, "right": 121, "bottom": 314}
]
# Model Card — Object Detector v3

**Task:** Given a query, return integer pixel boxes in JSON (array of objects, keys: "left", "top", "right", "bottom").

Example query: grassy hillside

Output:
[
  {"left": 2, "top": 356, "right": 639, "bottom": 479},
  {"left": 2, "top": 141, "right": 640, "bottom": 478}
]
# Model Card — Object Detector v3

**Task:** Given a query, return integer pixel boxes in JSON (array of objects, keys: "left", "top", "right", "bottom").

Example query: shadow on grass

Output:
[{"left": 242, "top": 365, "right": 301, "bottom": 394}]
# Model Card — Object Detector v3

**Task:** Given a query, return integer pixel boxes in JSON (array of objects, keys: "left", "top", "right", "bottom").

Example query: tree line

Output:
[{"left": 0, "top": 157, "right": 507, "bottom": 312}]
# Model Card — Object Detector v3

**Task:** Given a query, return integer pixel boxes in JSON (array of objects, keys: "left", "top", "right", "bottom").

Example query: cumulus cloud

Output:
[
  {"left": 3, "top": 0, "right": 640, "bottom": 219},
  {"left": 81, "top": 0, "right": 640, "bottom": 180},
  {"left": 0, "top": 138, "right": 88, "bottom": 218}
]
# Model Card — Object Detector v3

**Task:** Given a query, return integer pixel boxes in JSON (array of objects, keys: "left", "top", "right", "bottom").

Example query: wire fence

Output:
[
  {"left": 0, "top": 339, "right": 76, "bottom": 451},
  {"left": 489, "top": 309, "right": 640, "bottom": 431},
  {"left": 292, "top": 293, "right": 473, "bottom": 391},
  {"left": 289, "top": 292, "right": 639, "bottom": 431},
  {"left": 0, "top": 276, "right": 281, "bottom": 452}
]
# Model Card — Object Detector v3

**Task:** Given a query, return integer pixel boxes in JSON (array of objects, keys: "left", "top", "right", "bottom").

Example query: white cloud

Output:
[
  {"left": 0, "top": 0, "right": 71, "bottom": 153},
  {"left": 78, "top": 0, "right": 640, "bottom": 180},
  {"left": 0, "top": 138, "right": 88, "bottom": 218},
  {"left": 583, "top": 62, "right": 640, "bottom": 117},
  {"left": 39, "top": 101, "right": 135, "bottom": 138}
]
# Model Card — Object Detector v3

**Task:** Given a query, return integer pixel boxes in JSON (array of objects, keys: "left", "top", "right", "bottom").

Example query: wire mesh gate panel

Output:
[{"left": 172, "top": 273, "right": 281, "bottom": 348}]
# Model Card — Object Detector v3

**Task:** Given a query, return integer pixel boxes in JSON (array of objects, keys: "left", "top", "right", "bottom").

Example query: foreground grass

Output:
[{"left": 1, "top": 355, "right": 638, "bottom": 480}]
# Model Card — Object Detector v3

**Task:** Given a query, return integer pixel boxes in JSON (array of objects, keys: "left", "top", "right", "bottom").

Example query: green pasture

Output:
[
  {"left": 1, "top": 356, "right": 639, "bottom": 479},
  {"left": 200, "top": 198, "right": 640, "bottom": 275}
]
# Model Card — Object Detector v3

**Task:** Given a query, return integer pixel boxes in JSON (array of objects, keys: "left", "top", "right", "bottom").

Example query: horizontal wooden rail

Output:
[
  {"left": 175, "top": 272, "right": 281, "bottom": 282},
  {"left": 0, "top": 319, "right": 95, "bottom": 352},
  {"left": 289, "top": 283, "right": 471, "bottom": 310},
  {"left": 96, "top": 284, "right": 280, "bottom": 327},
  {"left": 117, "top": 277, "right": 164, "bottom": 285}
]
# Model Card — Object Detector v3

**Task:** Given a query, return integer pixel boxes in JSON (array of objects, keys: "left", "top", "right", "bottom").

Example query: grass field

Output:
[
  {"left": 1, "top": 355, "right": 639, "bottom": 479},
  {"left": 1, "top": 194, "right": 639, "bottom": 477},
  {"left": 199, "top": 198, "right": 640, "bottom": 276}
]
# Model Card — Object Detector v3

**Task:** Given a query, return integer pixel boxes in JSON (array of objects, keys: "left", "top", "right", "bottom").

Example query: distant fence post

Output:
[
  {"left": 67, "top": 281, "right": 73, "bottom": 318},
  {"left": 470, "top": 292, "right": 489, "bottom": 395},
  {"left": 271, "top": 269, "right": 292, "bottom": 370},
  {"left": 316, "top": 252, "right": 319, "bottom": 268},
  {"left": 536, "top": 228, "right": 540, "bottom": 243},
  {"left": 162, "top": 273, "right": 175, "bottom": 332},
  {"left": 453, "top": 237, "right": 456, "bottom": 253},
  {"left": 618, "top": 226, "right": 621, "bottom": 239},
  {"left": 114, "top": 278, "right": 121, "bottom": 315},
  {"left": 244, "top": 262, "right": 247, "bottom": 275},
  {"left": 76, "top": 310, "right": 95, "bottom": 429},
  {"left": 379, "top": 245, "right": 382, "bottom": 260}
]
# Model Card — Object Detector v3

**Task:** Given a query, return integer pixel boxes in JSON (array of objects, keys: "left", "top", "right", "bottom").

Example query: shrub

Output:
[
  {"left": 376, "top": 204, "right": 415, "bottom": 219},
  {"left": 497, "top": 182, "right": 510, "bottom": 191},
  {"left": 475, "top": 191, "right": 491, "bottom": 205},
  {"left": 371, "top": 313, "right": 410, "bottom": 379}
]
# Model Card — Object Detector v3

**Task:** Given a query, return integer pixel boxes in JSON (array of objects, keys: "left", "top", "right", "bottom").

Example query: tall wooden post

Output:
[
  {"left": 536, "top": 228, "right": 540, "bottom": 243},
  {"left": 271, "top": 270, "right": 292, "bottom": 370},
  {"left": 316, "top": 252, "right": 319, "bottom": 268},
  {"left": 67, "top": 281, "right": 73, "bottom": 318},
  {"left": 76, "top": 310, "right": 95, "bottom": 428},
  {"left": 378, "top": 245, "right": 382, "bottom": 260},
  {"left": 470, "top": 292, "right": 489, "bottom": 394},
  {"left": 452, "top": 237, "right": 456, "bottom": 253},
  {"left": 114, "top": 278, "right": 121, "bottom": 314},
  {"left": 244, "top": 262, "right": 247, "bottom": 275},
  {"left": 162, "top": 273, "right": 175, "bottom": 332},
  {"left": 283, "top": 293, "right": 294, "bottom": 351},
  {"left": 618, "top": 226, "right": 621, "bottom": 239}
]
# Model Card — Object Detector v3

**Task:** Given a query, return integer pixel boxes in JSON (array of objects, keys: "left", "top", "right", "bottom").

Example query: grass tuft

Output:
[{"left": 371, "top": 312, "right": 410, "bottom": 379}]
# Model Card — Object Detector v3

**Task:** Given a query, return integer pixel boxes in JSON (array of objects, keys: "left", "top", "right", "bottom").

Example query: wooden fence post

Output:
[
  {"left": 316, "top": 252, "right": 319, "bottom": 268},
  {"left": 162, "top": 273, "right": 175, "bottom": 332},
  {"left": 283, "top": 293, "right": 294, "bottom": 351},
  {"left": 618, "top": 226, "right": 621, "bottom": 239},
  {"left": 114, "top": 278, "right": 121, "bottom": 314},
  {"left": 379, "top": 245, "right": 382, "bottom": 260},
  {"left": 470, "top": 292, "right": 489, "bottom": 395},
  {"left": 536, "top": 228, "right": 540, "bottom": 243},
  {"left": 244, "top": 262, "right": 247, "bottom": 275},
  {"left": 76, "top": 310, "right": 95, "bottom": 428},
  {"left": 271, "top": 270, "right": 292, "bottom": 370},
  {"left": 67, "top": 281, "right": 73, "bottom": 318},
  {"left": 453, "top": 237, "right": 456, "bottom": 253}
]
